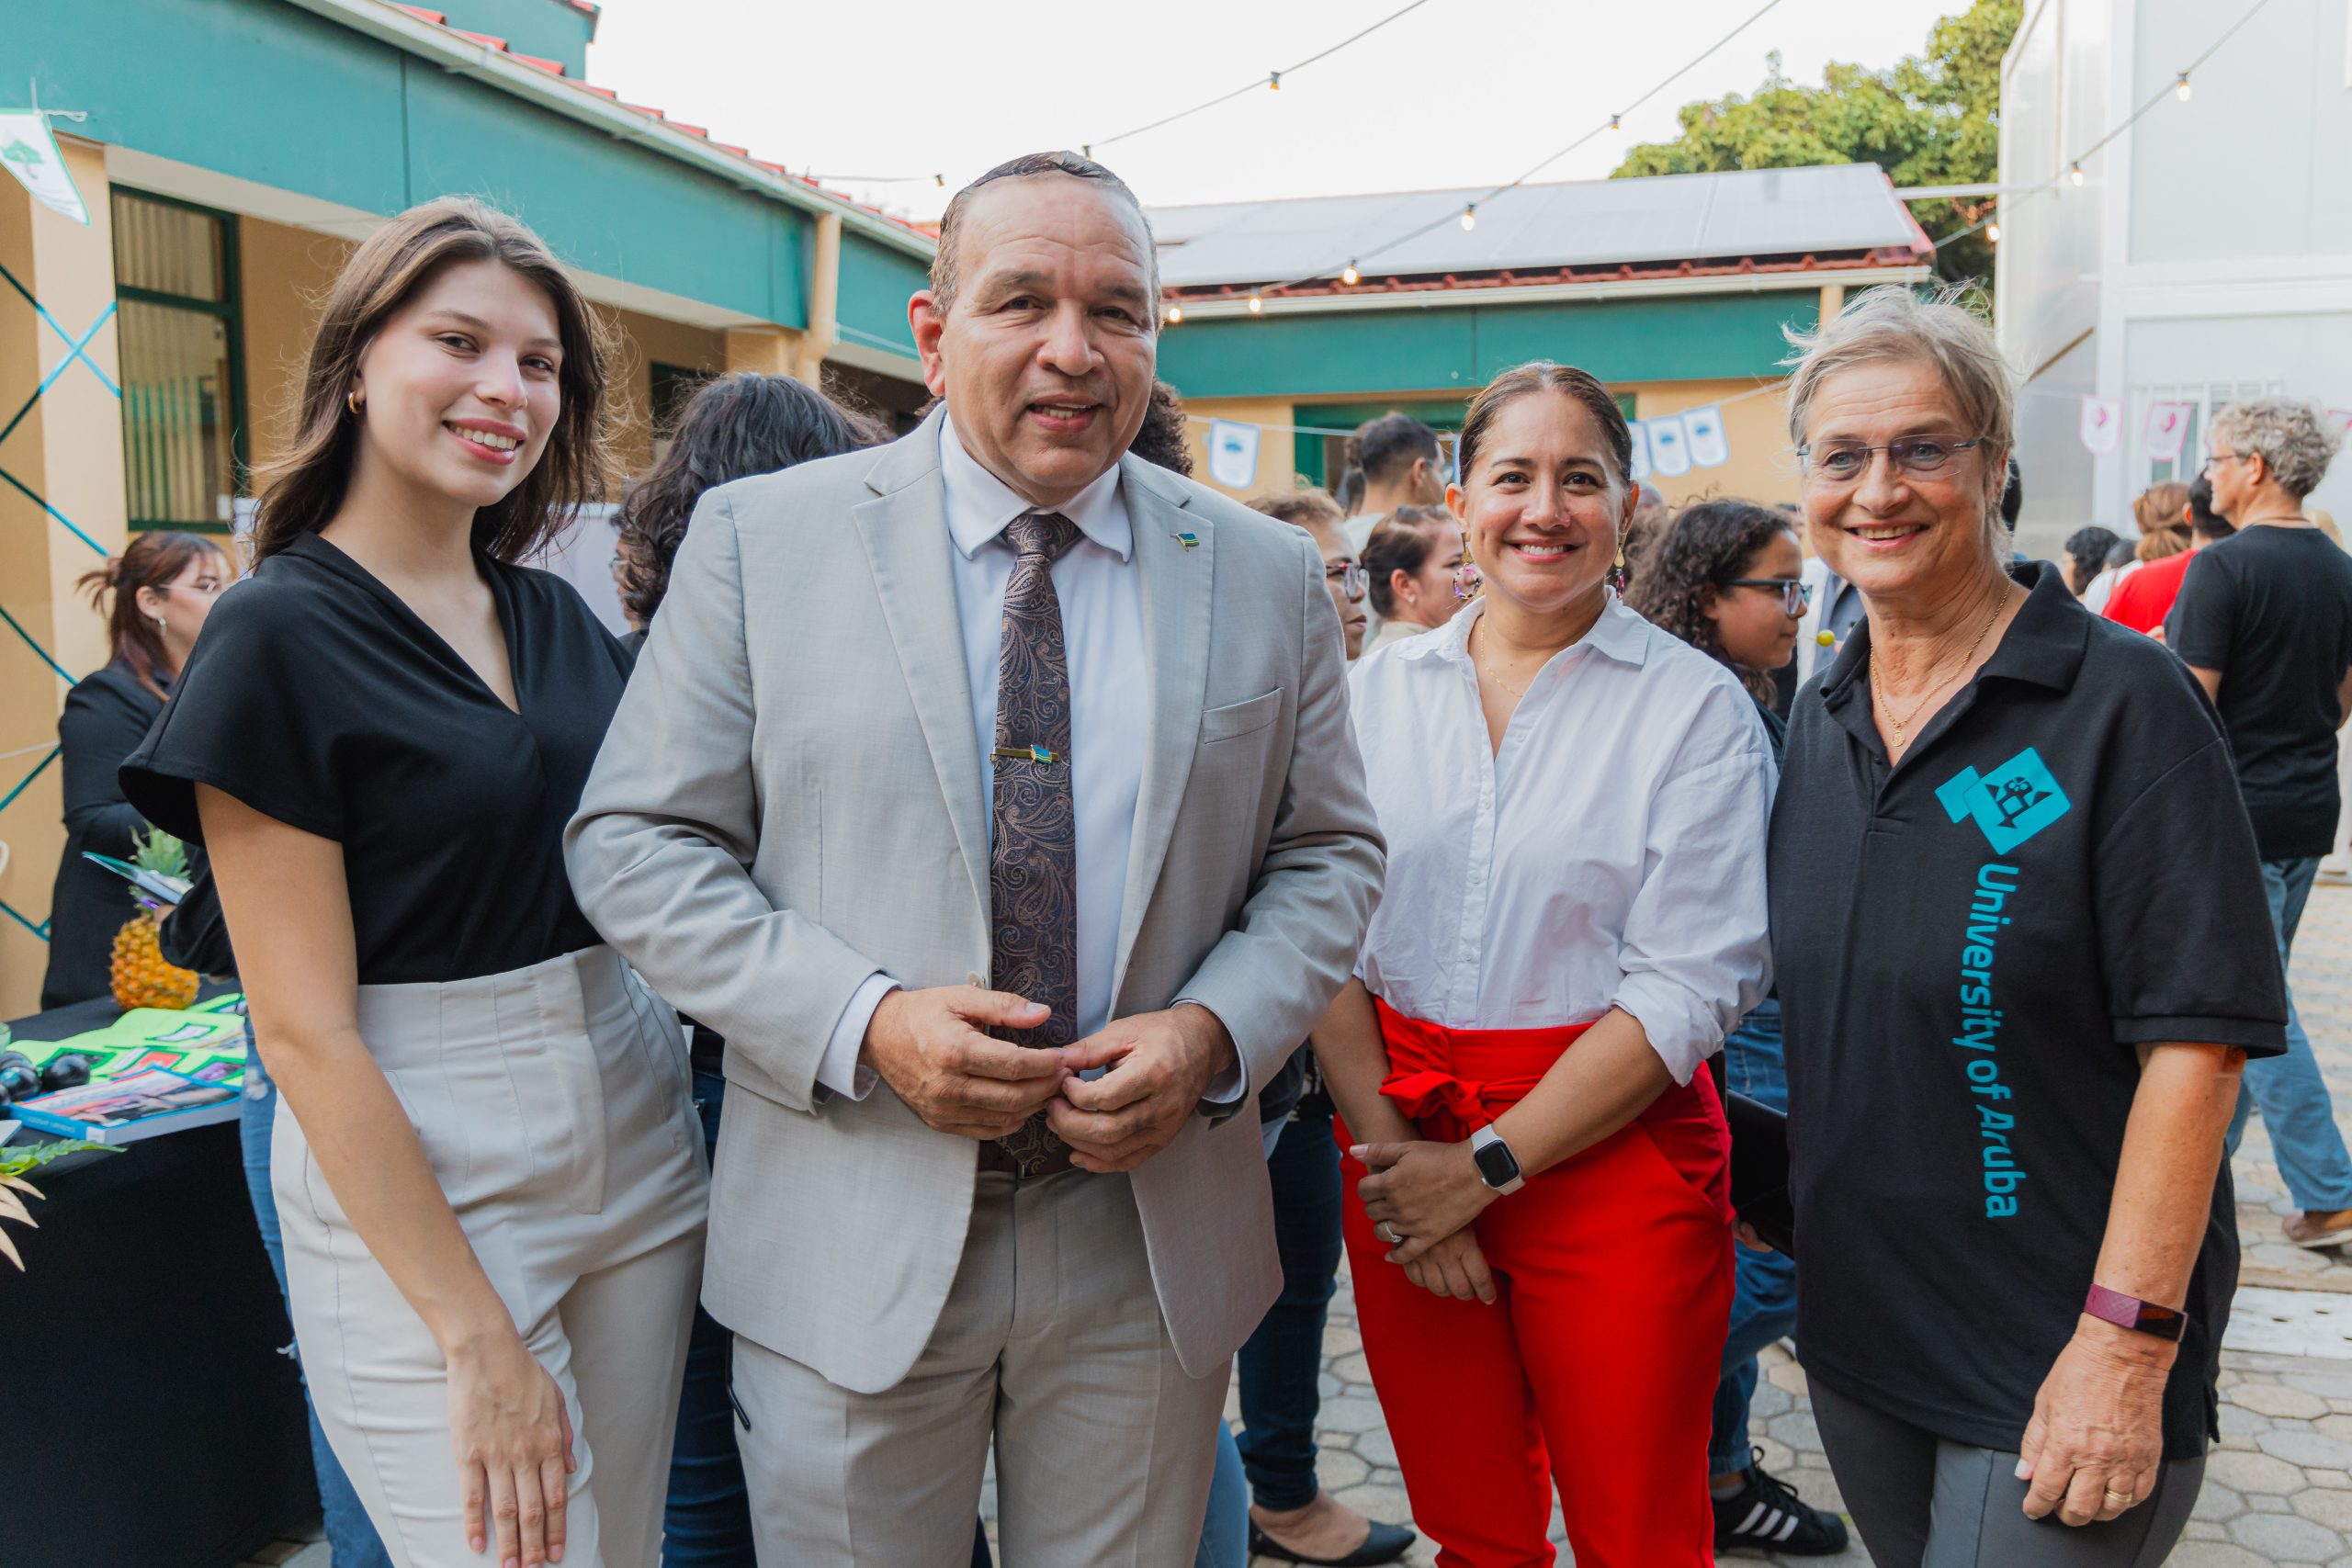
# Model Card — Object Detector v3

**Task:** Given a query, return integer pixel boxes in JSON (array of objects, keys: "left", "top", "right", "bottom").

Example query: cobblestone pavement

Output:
[
  {"left": 243, "top": 885, "right": 2352, "bottom": 1568},
  {"left": 1259, "top": 880, "right": 2352, "bottom": 1566}
]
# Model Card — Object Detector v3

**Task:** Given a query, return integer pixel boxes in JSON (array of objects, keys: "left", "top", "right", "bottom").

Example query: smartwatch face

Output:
[{"left": 1473, "top": 1138, "right": 1520, "bottom": 1188}]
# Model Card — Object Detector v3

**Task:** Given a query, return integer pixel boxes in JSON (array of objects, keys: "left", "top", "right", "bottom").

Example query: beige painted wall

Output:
[
  {"left": 605, "top": 306, "right": 727, "bottom": 478},
  {"left": 239, "top": 216, "right": 351, "bottom": 479},
  {"left": 1, "top": 139, "right": 129, "bottom": 1017},
  {"left": 1180, "top": 382, "right": 1799, "bottom": 513},
  {"left": 1631, "top": 379, "right": 1800, "bottom": 509},
  {"left": 1177, "top": 396, "right": 1297, "bottom": 501}
]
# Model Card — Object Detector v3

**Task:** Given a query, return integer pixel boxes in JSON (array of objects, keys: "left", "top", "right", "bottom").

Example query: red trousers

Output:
[{"left": 1338, "top": 1003, "right": 1734, "bottom": 1568}]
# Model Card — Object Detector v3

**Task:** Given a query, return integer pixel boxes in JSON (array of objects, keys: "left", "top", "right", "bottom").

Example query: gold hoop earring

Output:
[{"left": 346, "top": 387, "right": 365, "bottom": 416}]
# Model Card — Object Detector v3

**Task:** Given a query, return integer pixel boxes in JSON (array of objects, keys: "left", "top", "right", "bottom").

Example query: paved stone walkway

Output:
[
  {"left": 242, "top": 883, "right": 2352, "bottom": 1568},
  {"left": 1264, "top": 879, "right": 2352, "bottom": 1566}
]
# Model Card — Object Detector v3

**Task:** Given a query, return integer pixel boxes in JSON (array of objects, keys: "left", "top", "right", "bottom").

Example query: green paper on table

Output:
[{"left": 17, "top": 1005, "right": 249, "bottom": 1085}]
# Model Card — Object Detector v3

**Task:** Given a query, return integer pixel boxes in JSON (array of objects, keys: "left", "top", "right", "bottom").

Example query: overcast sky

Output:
[{"left": 584, "top": 0, "right": 1969, "bottom": 220}]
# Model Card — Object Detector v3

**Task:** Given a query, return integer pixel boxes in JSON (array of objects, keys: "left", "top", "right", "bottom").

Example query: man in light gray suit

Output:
[{"left": 566, "top": 151, "right": 1383, "bottom": 1563}]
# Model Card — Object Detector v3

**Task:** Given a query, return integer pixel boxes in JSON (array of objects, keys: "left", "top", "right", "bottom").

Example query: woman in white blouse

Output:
[{"left": 1316, "top": 362, "right": 1775, "bottom": 1568}]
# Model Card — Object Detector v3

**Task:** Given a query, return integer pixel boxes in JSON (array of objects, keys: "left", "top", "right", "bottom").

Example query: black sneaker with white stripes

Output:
[{"left": 1712, "top": 1453, "right": 1849, "bottom": 1557}]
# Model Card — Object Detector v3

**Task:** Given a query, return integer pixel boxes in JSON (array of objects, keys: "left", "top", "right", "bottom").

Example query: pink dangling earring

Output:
[
  {"left": 1453, "top": 532, "right": 1483, "bottom": 601},
  {"left": 1608, "top": 539, "right": 1628, "bottom": 594}
]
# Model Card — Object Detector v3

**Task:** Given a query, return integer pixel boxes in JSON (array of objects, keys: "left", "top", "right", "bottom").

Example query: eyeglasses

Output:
[
  {"left": 1727, "top": 578, "right": 1813, "bottom": 615},
  {"left": 2202, "top": 450, "right": 2248, "bottom": 473},
  {"left": 1325, "top": 561, "right": 1368, "bottom": 601},
  {"left": 1797, "top": 436, "right": 1986, "bottom": 483}
]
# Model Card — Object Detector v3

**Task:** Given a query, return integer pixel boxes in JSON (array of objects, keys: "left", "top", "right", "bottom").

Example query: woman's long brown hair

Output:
[{"left": 250, "top": 197, "right": 615, "bottom": 565}]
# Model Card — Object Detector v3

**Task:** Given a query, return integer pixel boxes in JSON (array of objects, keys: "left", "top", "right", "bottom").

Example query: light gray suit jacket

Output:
[{"left": 566, "top": 410, "right": 1385, "bottom": 1393}]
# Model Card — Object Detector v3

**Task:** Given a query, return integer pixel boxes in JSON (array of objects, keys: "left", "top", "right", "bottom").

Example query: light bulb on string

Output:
[
  {"left": 1248, "top": 293, "right": 1263, "bottom": 314},
  {"left": 1269, "top": 72, "right": 1281, "bottom": 91},
  {"left": 1609, "top": 114, "right": 1622, "bottom": 131},
  {"left": 1985, "top": 222, "right": 2000, "bottom": 243},
  {"left": 933, "top": 174, "right": 945, "bottom": 188},
  {"left": 1166, "top": 304, "right": 1182, "bottom": 325},
  {"left": 2069, "top": 163, "right": 2085, "bottom": 187},
  {"left": 1341, "top": 262, "right": 1360, "bottom": 286},
  {"left": 2175, "top": 73, "right": 2192, "bottom": 102},
  {"left": 1461, "top": 204, "right": 1477, "bottom": 231}
]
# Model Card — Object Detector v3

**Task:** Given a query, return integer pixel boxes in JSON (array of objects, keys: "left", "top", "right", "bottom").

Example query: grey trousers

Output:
[
  {"left": 1812, "top": 1379, "right": 2203, "bottom": 1568},
  {"left": 731, "top": 1167, "right": 1230, "bottom": 1566},
  {"left": 278, "top": 947, "right": 709, "bottom": 1568}
]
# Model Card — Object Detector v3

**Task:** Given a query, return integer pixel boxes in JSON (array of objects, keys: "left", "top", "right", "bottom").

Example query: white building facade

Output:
[{"left": 1998, "top": 0, "right": 2352, "bottom": 561}]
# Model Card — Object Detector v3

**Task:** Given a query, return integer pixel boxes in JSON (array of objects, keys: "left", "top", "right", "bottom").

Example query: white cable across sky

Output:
[
  {"left": 1248, "top": 0, "right": 1796, "bottom": 299},
  {"left": 808, "top": 0, "right": 1440, "bottom": 186},
  {"left": 1933, "top": 0, "right": 2278, "bottom": 252}
]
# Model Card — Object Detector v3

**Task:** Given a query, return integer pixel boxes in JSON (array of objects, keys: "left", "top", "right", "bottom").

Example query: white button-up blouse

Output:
[{"left": 1347, "top": 592, "right": 1777, "bottom": 1085}]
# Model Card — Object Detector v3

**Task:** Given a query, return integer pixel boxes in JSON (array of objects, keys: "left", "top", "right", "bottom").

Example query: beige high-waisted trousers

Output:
[{"left": 273, "top": 945, "right": 709, "bottom": 1568}]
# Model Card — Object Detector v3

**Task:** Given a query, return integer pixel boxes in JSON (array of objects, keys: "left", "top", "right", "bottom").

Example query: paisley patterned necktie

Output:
[{"left": 989, "top": 510, "right": 1083, "bottom": 1178}]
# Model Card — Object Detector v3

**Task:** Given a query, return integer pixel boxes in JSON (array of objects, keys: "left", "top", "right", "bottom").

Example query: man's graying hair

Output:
[{"left": 929, "top": 152, "right": 1159, "bottom": 319}]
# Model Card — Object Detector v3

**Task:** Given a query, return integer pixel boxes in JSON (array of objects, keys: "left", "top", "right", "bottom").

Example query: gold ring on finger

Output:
[{"left": 2103, "top": 1490, "right": 2134, "bottom": 1509}]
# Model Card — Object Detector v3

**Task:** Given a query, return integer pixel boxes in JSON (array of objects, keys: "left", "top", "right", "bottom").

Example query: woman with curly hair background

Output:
[{"left": 1626, "top": 499, "right": 1848, "bottom": 1555}]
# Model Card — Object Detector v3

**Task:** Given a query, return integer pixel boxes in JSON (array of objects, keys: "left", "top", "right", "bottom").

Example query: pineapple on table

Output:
[{"left": 111, "top": 826, "right": 199, "bottom": 1013}]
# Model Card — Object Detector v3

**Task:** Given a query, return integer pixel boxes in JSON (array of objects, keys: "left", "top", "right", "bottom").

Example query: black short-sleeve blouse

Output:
[
  {"left": 120, "top": 533, "right": 632, "bottom": 985},
  {"left": 1771, "top": 563, "right": 2288, "bottom": 1461}
]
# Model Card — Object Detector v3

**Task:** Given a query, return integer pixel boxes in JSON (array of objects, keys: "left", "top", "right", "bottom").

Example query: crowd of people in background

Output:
[{"left": 36, "top": 153, "right": 2352, "bottom": 1568}]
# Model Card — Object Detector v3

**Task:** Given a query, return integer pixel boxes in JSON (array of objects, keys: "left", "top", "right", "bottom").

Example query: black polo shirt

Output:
[{"left": 1771, "top": 563, "right": 2287, "bottom": 1459}]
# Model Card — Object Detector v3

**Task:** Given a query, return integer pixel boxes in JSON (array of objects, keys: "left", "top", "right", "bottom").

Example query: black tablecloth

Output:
[{"left": 3, "top": 991, "right": 318, "bottom": 1568}]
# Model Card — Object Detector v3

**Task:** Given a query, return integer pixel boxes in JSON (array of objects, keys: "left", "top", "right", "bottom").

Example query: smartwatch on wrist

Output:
[
  {"left": 2083, "top": 1283, "right": 2187, "bottom": 1342},
  {"left": 1469, "top": 1124, "right": 1525, "bottom": 1196}
]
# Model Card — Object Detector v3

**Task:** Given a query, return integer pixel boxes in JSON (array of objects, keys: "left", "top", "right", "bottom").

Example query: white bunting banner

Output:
[
  {"left": 1206, "top": 419, "right": 1260, "bottom": 490},
  {"left": 2143, "top": 401, "right": 2193, "bottom": 462},
  {"left": 1681, "top": 404, "right": 1729, "bottom": 468},
  {"left": 0, "top": 112, "right": 87, "bottom": 224},
  {"left": 1645, "top": 414, "right": 1692, "bottom": 479},
  {"left": 2078, "top": 395, "right": 2121, "bottom": 455},
  {"left": 1625, "top": 420, "right": 1652, "bottom": 482}
]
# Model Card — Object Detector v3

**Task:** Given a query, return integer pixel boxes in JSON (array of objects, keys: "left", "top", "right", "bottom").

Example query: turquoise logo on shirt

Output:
[{"left": 1936, "top": 748, "right": 2072, "bottom": 853}]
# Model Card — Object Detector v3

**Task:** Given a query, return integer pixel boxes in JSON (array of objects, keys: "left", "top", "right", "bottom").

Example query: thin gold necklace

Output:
[{"left": 1870, "top": 587, "right": 2007, "bottom": 752}]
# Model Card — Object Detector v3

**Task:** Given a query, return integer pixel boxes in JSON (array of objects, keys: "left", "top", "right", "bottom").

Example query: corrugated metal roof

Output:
[{"left": 1149, "top": 164, "right": 1928, "bottom": 289}]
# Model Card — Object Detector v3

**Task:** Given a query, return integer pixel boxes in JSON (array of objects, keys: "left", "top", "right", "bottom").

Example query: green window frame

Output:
[{"left": 113, "top": 188, "right": 247, "bottom": 534}]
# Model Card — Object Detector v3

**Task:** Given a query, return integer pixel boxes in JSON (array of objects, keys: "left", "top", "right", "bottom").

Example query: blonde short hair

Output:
[{"left": 1783, "top": 286, "right": 2016, "bottom": 522}]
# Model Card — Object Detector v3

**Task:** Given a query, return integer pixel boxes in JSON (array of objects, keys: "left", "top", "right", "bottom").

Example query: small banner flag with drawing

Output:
[
  {"left": 1206, "top": 419, "right": 1260, "bottom": 490},
  {"left": 2143, "top": 401, "right": 2193, "bottom": 462},
  {"left": 0, "top": 112, "right": 87, "bottom": 224},
  {"left": 2328, "top": 409, "right": 2352, "bottom": 438},
  {"left": 1626, "top": 420, "right": 1652, "bottom": 483},
  {"left": 1681, "top": 404, "right": 1729, "bottom": 468},
  {"left": 1645, "top": 415, "right": 1692, "bottom": 478},
  {"left": 2078, "top": 395, "right": 2121, "bottom": 455}
]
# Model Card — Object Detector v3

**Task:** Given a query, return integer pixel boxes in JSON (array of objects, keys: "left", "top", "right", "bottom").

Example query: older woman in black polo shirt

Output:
[{"left": 1771, "top": 287, "right": 2286, "bottom": 1568}]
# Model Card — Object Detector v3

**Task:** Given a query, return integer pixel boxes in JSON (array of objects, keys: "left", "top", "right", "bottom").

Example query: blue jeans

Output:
[
  {"left": 1236, "top": 1107, "right": 1345, "bottom": 1512},
  {"left": 1709, "top": 1000, "right": 1801, "bottom": 1475},
  {"left": 2226, "top": 858, "right": 2352, "bottom": 1212},
  {"left": 238, "top": 1043, "right": 395, "bottom": 1568},
  {"left": 1196, "top": 1420, "right": 1250, "bottom": 1568},
  {"left": 662, "top": 1068, "right": 756, "bottom": 1565}
]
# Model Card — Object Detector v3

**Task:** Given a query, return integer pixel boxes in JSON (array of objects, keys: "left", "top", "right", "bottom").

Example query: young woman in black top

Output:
[
  {"left": 123, "top": 199, "right": 706, "bottom": 1568},
  {"left": 40, "top": 531, "right": 227, "bottom": 1009}
]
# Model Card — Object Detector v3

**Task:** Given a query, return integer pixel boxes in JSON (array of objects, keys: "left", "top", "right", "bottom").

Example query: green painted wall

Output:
[
  {"left": 1158, "top": 291, "right": 1820, "bottom": 401},
  {"left": 432, "top": 0, "right": 595, "bottom": 74},
  {"left": 20, "top": 0, "right": 833, "bottom": 326},
  {"left": 835, "top": 231, "right": 930, "bottom": 359}
]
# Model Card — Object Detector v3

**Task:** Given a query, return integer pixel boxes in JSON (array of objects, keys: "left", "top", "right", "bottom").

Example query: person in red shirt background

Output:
[{"left": 2107, "top": 476, "right": 2234, "bottom": 637}]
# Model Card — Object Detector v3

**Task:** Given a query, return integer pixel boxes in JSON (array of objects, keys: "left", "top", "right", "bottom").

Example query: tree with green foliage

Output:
[{"left": 1613, "top": 0, "right": 2020, "bottom": 287}]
